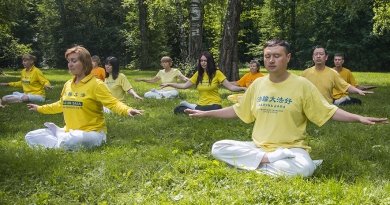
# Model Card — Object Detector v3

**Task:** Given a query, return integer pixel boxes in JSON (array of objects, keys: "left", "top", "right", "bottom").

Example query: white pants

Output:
[
  {"left": 212, "top": 140, "right": 318, "bottom": 177},
  {"left": 3, "top": 91, "right": 45, "bottom": 103},
  {"left": 333, "top": 96, "right": 350, "bottom": 105},
  {"left": 144, "top": 89, "right": 178, "bottom": 99},
  {"left": 25, "top": 122, "right": 106, "bottom": 150}
]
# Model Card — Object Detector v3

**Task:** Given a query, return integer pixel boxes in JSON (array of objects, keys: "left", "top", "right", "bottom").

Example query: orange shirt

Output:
[
  {"left": 236, "top": 72, "right": 264, "bottom": 87},
  {"left": 91, "top": 67, "right": 106, "bottom": 81}
]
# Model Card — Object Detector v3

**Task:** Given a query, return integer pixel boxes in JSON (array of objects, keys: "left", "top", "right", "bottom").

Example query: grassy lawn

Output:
[{"left": 0, "top": 68, "right": 389, "bottom": 204}]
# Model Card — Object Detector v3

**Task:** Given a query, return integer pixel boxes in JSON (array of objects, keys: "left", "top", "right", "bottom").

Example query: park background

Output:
[
  {"left": 0, "top": 0, "right": 389, "bottom": 77},
  {"left": 0, "top": 0, "right": 389, "bottom": 204}
]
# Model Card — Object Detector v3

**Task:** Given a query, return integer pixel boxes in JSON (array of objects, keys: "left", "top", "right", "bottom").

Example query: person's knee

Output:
[
  {"left": 211, "top": 140, "right": 232, "bottom": 156},
  {"left": 2, "top": 95, "right": 21, "bottom": 103},
  {"left": 296, "top": 163, "right": 315, "bottom": 177},
  {"left": 290, "top": 159, "right": 316, "bottom": 177},
  {"left": 21, "top": 95, "right": 29, "bottom": 102},
  {"left": 144, "top": 91, "right": 161, "bottom": 99}
]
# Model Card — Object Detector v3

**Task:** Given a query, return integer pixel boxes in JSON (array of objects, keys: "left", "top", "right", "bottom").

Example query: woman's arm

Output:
[
  {"left": 160, "top": 80, "right": 193, "bottom": 89},
  {"left": 185, "top": 106, "right": 238, "bottom": 118},
  {"left": 222, "top": 79, "right": 246, "bottom": 92},
  {"left": 178, "top": 73, "right": 189, "bottom": 82},
  {"left": 135, "top": 76, "right": 160, "bottom": 83},
  {"left": 127, "top": 88, "right": 143, "bottom": 100}
]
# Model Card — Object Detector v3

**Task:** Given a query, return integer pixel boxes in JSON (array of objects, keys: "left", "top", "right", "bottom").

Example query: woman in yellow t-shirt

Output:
[
  {"left": 103, "top": 56, "right": 143, "bottom": 113},
  {"left": 25, "top": 46, "right": 143, "bottom": 150},
  {"left": 135, "top": 56, "right": 188, "bottom": 99},
  {"left": 161, "top": 51, "right": 246, "bottom": 114},
  {"left": 0, "top": 54, "right": 52, "bottom": 105}
]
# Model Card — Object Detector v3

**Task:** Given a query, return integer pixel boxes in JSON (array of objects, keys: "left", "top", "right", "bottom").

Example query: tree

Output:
[
  {"left": 219, "top": 0, "right": 241, "bottom": 81},
  {"left": 188, "top": 0, "right": 204, "bottom": 67},
  {"left": 138, "top": 0, "right": 150, "bottom": 70},
  {"left": 373, "top": 0, "right": 390, "bottom": 35},
  {"left": 0, "top": 0, "right": 35, "bottom": 67}
]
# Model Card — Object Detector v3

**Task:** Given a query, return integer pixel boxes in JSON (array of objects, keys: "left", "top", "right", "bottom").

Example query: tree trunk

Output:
[
  {"left": 138, "top": 0, "right": 149, "bottom": 70},
  {"left": 188, "top": 0, "right": 203, "bottom": 70},
  {"left": 289, "top": 0, "right": 297, "bottom": 68},
  {"left": 175, "top": 0, "right": 188, "bottom": 62},
  {"left": 219, "top": 0, "right": 241, "bottom": 81}
]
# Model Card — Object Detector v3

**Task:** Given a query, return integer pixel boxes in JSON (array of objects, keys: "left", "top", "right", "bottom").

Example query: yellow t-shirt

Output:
[
  {"left": 332, "top": 67, "right": 357, "bottom": 99},
  {"left": 8, "top": 66, "right": 51, "bottom": 97},
  {"left": 91, "top": 67, "right": 106, "bottom": 81},
  {"left": 37, "top": 74, "right": 132, "bottom": 132},
  {"left": 190, "top": 70, "right": 226, "bottom": 106},
  {"left": 156, "top": 68, "right": 184, "bottom": 90},
  {"left": 236, "top": 72, "right": 264, "bottom": 87},
  {"left": 233, "top": 73, "right": 338, "bottom": 152},
  {"left": 105, "top": 73, "right": 133, "bottom": 102},
  {"left": 302, "top": 66, "right": 349, "bottom": 103}
]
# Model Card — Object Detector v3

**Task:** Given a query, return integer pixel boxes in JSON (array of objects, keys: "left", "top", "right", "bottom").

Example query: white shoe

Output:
[
  {"left": 313, "top": 160, "right": 323, "bottom": 168},
  {"left": 179, "top": 101, "right": 196, "bottom": 109}
]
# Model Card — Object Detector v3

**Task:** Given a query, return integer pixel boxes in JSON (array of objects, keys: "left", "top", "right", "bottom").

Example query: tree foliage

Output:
[{"left": 0, "top": 0, "right": 388, "bottom": 71}]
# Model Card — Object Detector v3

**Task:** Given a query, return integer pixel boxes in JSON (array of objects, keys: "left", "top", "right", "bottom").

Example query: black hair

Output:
[
  {"left": 105, "top": 56, "right": 119, "bottom": 80},
  {"left": 263, "top": 39, "right": 291, "bottom": 54},
  {"left": 195, "top": 51, "right": 217, "bottom": 87}
]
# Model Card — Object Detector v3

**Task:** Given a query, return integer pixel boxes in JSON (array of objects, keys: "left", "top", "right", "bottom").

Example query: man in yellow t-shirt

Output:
[
  {"left": 302, "top": 46, "right": 371, "bottom": 105},
  {"left": 332, "top": 53, "right": 363, "bottom": 105},
  {"left": 227, "top": 60, "right": 264, "bottom": 103},
  {"left": 0, "top": 54, "right": 52, "bottom": 105},
  {"left": 185, "top": 40, "right": 387, "bottom": 177}
]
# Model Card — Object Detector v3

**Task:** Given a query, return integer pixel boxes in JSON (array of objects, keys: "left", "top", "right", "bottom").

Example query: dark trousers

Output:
[{"left": 174, "top": 104, "right": 222, "bottom": 114}]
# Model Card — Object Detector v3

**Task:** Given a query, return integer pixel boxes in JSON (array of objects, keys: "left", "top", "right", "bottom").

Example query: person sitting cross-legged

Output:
[
  {"left": 25, "top": 46, "right": 143, "bottom": 150},
  {"left": 184, "top": 39, "right": 387, "bottom": 177},
  {"left": 0, "top": 54, "right": 52, "bottom": 106},
  {"left": 227, "top": 59, "right": 264, "bottom": 103},
  {"left": 302, "top": 46, "right": 372, "bottom": 106},
  {"left": 160, "top": 51, "right": 246, "bottom": 114},
  {"left": 135, "top": 56, "right": 188, "bottom": 99}
]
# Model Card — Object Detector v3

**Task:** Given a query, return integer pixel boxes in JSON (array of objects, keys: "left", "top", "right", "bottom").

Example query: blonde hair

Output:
[
  {"left": 22, "top": 54, "right": 36, "bottom": 63},
  {"left": 160, "top": 56, "right": 172, "bottom": 63},
  {"left": 65, "top": 45, "right": 93, "bottom": 75}
]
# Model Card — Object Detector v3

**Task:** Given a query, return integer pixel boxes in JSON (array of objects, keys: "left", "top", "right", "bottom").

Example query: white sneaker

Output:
[
  {"left": 313, "top": 160, "right": 323, "bottom": 168},
  {"left": 179, "top": 101, "right": 196, "bottom": 109}
]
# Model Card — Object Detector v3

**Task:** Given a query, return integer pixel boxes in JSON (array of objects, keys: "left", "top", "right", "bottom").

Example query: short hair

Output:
[
  {"left": 312, "top": 45, "right": 327, "bottom": 55},
  {"left": 22, "top": 54, "right": 36, "bottom": 63},
  {"left": 91, "top": 55, "right": 101, "bottom": 64},
  {"left": 334, "top": 53, "right": 344, "bottom": 59},
  {"left": 249, "top": 60, "right": 260, "bottom": 68},
  {"left": 65, "top": 45, "right": 93, "bottom": 76},
  {"left": 263, "top": 39, "right": 291, "bottom": 54},
  {"left": 160, "top": 56, "right": 172, "bottom": 63}
]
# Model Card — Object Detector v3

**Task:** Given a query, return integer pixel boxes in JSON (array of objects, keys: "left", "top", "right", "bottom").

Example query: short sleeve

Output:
[
  {"left": 233, "top": 83, "right": 256, "bottom": 123},
  {"left": 303, "top": 81, "right": 338, "bottom": 127}
]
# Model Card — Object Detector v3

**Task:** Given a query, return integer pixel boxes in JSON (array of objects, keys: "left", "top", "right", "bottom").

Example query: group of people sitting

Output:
[{"left": 0, "top": 41, "right": 387, "bottom": 177}]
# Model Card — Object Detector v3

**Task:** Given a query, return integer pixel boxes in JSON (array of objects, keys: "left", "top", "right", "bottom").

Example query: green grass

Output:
[{"left": 0, "top": 68, "right": 389, "bottom": 204}]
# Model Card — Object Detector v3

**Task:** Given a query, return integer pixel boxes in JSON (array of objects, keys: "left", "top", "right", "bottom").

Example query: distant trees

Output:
[{"left": 0, "top": 0, "right": 389, "bottom": 72}]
